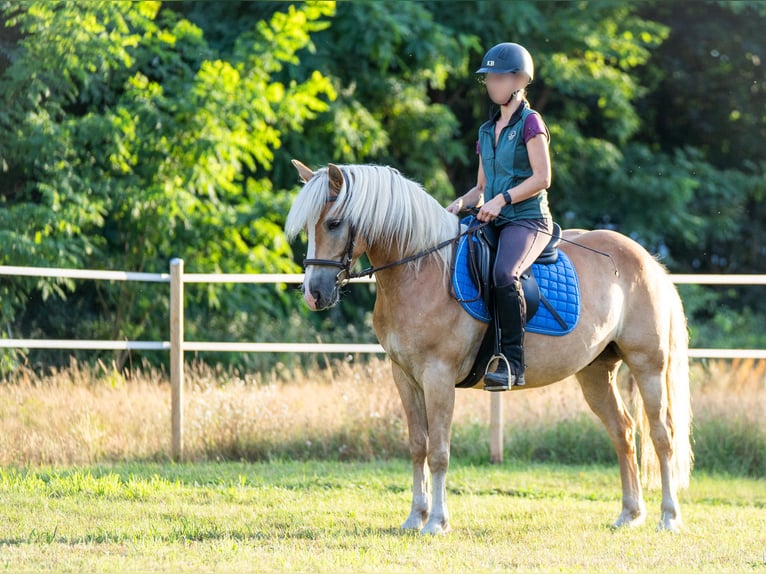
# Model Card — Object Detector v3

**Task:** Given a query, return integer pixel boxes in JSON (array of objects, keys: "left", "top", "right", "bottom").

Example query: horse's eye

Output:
[{"left": 327, "top": 219, "right": 343, "bottom": 231}]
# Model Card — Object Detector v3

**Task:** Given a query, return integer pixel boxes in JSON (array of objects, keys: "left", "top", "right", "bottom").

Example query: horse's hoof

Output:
[
  {"left": 611, "top": 508, "right": 646, "bottom": 529},
  {"left": 421, "top": 520, "right": 450, "bottom": 536},
  {"left": 401, "top": 518, "right": 423, "bottom": 531},
  {"left": 656, "top": 516, "right": 682, "bottom": 533},
  {"left": 401, "top": 510, "right": 427, "bottom": 531}
]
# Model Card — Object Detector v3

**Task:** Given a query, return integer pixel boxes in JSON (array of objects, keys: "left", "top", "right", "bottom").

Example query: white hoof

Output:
[
  {"left": 657, "top": 514, "right": 682, "bottom": 533},
  {"left": 421, "top": 519, "right": 450, "bottom": 536},
  {"left": 612, "top": 508, "right": 646, "bottom": 529},
  {"left": 401, "top": 510, "right": 427, "bottom": 531},
  {"left": 401, "top": 518, "right": 423, "bottom": 531}
]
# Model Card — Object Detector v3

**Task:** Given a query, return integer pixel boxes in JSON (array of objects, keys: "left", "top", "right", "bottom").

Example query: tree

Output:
[
  {"left": 631, "top": 0, "right": 766, "bottom": 348},
  {"left": 0, "top": 1, "right": 337, "bottom": 368}
]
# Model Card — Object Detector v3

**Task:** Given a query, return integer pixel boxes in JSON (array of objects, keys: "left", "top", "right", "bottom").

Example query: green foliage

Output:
[
  {"left": 693, "top": 416, "right": 766, "bottom": 477},
  {"left": 281, "top": 0, "right": 478, "bottom": 199},
  {"left": 0, "top": 1, "right": 337, "bottom": 368}
]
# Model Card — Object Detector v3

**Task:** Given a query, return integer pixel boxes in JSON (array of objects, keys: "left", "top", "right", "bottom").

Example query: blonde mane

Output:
[{"left": 286, "top": 164, "right": 459, "bottom": 276}]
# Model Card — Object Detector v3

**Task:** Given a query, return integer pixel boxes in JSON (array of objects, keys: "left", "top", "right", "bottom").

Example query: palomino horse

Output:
[{"left": 285, "top": 161, "right": 692, "bottom": 534}]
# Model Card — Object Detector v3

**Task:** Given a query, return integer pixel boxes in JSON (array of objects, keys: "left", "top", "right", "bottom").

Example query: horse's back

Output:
[
  {"left": 560, "top": 228, "right": 666, "bottom": 277},
  {"left": 561, "top": 228, "right": 590, "bottom": 239}
]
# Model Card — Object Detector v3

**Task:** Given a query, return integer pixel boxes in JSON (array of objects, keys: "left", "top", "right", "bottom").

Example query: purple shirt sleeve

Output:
[{"left": 523, "top": 112, "right": 549, "bottom": 143}]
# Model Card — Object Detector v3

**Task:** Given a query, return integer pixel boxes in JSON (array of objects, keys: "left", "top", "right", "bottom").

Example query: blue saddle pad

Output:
[
  {"left": 452, "top": 233, "right": 492, "bottom": 322},
  {"left": 452, "top": 232, "right": 581, "bottom": 336}
]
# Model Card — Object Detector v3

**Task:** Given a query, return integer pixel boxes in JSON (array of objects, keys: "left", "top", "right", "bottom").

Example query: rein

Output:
[
  {"left": 304, "top": 216, "right": 483, "bottom": 286},
  {"left": 476, "top": 209, "right": 619, "bottom": 276},
  {"left": 303, "top": 189, "right": 618, "bottom": 285},
  {"left": 302, "top": 166, "right": 489, "bottom": 285},
  {"left": 349, "top": 222, "right": 477, "bottom": 281}
]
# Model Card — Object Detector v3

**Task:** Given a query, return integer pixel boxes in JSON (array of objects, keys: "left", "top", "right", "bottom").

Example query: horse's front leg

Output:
[
  {"left": 392, "top": 363, "right": 430, "bottom": 531},
  {"left": 420, "top": 362, "right": 456, "bottom": 535}
]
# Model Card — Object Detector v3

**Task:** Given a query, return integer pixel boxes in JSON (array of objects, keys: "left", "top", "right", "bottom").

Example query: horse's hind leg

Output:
[
  {"left": 575, "top": 358, "right": 646, "bottom": 528},
  {"left": 391, "top": 362, "right": 430, "bottom": 530}
]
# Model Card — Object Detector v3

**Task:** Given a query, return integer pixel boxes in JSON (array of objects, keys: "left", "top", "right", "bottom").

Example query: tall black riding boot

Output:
[{"left": 484, "top": 280, "right": 526, "bottom": 391}]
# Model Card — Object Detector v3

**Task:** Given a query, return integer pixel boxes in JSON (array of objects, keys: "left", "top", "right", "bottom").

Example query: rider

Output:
[{"left": 447, "top": 42, "right": 553, "bottom": 391}]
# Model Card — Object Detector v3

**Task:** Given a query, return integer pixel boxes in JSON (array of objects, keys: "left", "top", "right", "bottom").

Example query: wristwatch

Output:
[{"left": 501, "top": 190, "right": 512, "bottom": 205}]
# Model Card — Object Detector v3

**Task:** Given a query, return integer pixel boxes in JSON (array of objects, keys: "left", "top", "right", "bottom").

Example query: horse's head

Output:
[{"left": 286, "top": 159, "right": 367, "bottom": 311}]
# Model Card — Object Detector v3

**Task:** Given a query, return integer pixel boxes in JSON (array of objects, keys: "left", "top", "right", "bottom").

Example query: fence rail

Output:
[
  {"left": 2, "top": 339, "right": 765, "bottom": 359},
  {"left": 1, "top": 262, "right": 765, "bottom": 460}
]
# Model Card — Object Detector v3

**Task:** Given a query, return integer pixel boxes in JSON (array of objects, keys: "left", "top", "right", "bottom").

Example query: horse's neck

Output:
[{"left": 366, "top": 246, "right": 452, "bottom": 310}]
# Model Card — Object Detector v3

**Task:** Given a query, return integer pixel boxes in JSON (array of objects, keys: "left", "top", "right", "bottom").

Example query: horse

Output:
[{"left": 285, "top": 160, "right": 692, "bottom": 535}]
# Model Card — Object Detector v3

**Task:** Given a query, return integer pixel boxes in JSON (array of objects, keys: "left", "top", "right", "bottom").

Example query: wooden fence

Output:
[{"left": 1, "top": 261, "right": 765, "bottom": 461}]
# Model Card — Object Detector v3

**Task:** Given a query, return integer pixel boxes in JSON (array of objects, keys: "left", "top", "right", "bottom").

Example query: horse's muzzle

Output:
[{"left": 301, "top": 277, "right": 339, "bottom": 311}]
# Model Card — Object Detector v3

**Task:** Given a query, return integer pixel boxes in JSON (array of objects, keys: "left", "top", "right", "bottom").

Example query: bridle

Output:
[
  {"left": 301, "top": 194, "right": 361, "bottom": 286},
  {"left": 302, "top": 194, "right": 467, "bottom": 287},
  {"left": 301, "top": 167, "right": 362, "bottom": 286}
]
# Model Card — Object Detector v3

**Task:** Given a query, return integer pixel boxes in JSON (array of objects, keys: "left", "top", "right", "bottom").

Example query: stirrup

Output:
[{"left": 483, "top": 353, "right": 512, "bottom": 391}]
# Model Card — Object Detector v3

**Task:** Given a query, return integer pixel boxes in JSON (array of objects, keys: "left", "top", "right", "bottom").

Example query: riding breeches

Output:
[{"left": 492, "top": 217, "right": 553, "bottom": 289}]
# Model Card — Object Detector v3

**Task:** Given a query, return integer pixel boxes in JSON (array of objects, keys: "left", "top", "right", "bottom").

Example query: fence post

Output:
[
  {"left": 170, "top": 258, "right": 184, "bottom": 461},
  {"left": 489, "top": 393, "right": 503, "bottom": 463}
]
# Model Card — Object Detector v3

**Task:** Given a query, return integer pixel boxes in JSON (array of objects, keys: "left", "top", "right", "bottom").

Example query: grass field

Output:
[{"left": 0, "top": 460, "right": 764, "bottom": 572}]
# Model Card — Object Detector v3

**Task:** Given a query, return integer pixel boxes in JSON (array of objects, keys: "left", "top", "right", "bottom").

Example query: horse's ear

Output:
[
  {"left": 328, "top": 163, "right": 344, "bottom": 196},
  {"left": 291, "top": 159, "right": 315, "bottom": 183}
]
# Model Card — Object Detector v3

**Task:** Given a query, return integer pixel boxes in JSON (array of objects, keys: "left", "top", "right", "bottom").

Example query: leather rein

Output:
[
  {"left": 302, "top": 169, "right": 489, "bottom": 285},
  {"left": 303, "top": 197, "right": 480, "bottom": 286}
]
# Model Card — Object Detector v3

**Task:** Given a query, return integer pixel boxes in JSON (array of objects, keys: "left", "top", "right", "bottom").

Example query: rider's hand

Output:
[
  {"left": 446, "top": 198, "right": 464, "bottom": 215},
  {"left": 476, "top": 195, "right": 504, "bottom": 222}
]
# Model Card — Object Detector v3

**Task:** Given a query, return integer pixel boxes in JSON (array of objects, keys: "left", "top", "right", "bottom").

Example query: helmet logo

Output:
[{"left": 487, "top": 60, "right": 495, "bottom": 67}]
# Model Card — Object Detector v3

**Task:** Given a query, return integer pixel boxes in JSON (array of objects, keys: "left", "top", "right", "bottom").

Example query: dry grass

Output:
[
  {"left": 0, "top": 357, "right": 764, "bottom": 470},
  {"left": 691, "top": 357, "right": 766, "bottom": 419}
]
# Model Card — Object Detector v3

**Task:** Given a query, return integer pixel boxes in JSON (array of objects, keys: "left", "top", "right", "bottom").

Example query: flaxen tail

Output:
[{"left": 636, "top": 282, "right": 693, "bottom": 489}]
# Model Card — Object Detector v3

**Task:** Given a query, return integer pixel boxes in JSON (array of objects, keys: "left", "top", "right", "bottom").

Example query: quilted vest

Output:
[{"left": 478, "top": 104, "right": 550, "bottom": 223}]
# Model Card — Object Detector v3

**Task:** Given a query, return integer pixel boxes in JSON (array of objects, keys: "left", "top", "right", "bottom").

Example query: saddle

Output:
[
  {"left": 454, "top": 219, "right": 569, "bottom": 389},
  {"left": 466, "top": 221, "right": 563, "bottom": 321}
]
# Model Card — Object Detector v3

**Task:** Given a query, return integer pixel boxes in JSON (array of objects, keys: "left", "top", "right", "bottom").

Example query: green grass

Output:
[{"left": 0, "top": 460, "right": 764, "bottom": 573}]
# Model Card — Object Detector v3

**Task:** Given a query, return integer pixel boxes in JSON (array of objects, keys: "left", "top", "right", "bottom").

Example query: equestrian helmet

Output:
[{"left": 476, "top": 42, "right": 534, "bottom": 82}]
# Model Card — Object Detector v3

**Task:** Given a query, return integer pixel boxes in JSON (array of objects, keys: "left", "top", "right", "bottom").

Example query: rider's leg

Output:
[{"left": 484, "top": 218, "right": 550, "bottom": 391}]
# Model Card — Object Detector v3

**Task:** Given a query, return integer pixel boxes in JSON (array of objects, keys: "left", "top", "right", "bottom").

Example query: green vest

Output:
[{"left": 478, "top": 105, "right": 550, "bottom": 223}]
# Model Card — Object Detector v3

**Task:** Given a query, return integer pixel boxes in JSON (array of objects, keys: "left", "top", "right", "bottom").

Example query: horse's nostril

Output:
[{"left": 311, "top": 289, "right": 322, "bottom": 307}]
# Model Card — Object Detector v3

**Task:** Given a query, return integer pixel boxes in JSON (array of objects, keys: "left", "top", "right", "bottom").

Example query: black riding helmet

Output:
[{"left": 476, "top": 42, "right": 534, "bottom": 83}]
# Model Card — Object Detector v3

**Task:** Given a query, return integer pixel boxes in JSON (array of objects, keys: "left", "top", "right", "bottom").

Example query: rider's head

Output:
[{"left": 476, "top": 42, "right": 534, "bottom": 106}]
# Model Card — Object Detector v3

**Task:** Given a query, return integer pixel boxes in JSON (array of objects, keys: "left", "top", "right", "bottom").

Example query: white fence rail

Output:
[{"left": 1, "top": 262, "right": 765, "bottom": 460}]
